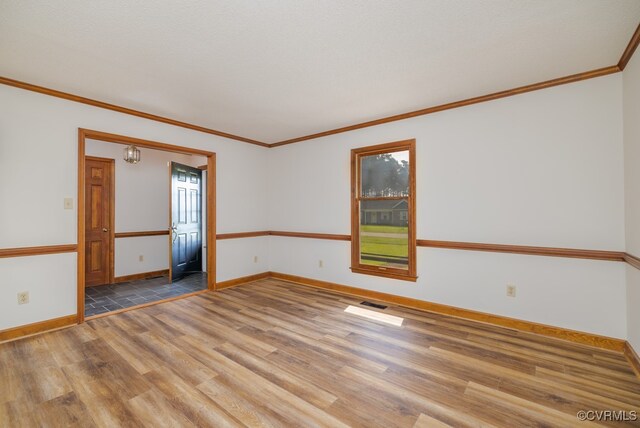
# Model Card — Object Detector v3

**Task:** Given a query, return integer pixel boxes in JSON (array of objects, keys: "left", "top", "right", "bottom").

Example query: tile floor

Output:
[{"left": 84, "top": 272, "right": 207, "bottom": 317}]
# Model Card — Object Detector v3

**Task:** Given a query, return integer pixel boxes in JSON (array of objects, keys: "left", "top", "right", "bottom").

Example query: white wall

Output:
[
  {"left": 85, "top": 140, "right": 206, "bottom": 277},
  {"left": 0, "top": 68, "right": 633, "bottom": 341},
  {"left": 268, "top": 73, "right": 627, "bottom": 338},
  {"left": 0, "top": 254, "right": 77, "bottom": 329},
  {"left": 0, "top": 84, "right": 269, "bottom": 330},
  {"left": 623, "top": 50, "right": 640, "bottom": 351}
]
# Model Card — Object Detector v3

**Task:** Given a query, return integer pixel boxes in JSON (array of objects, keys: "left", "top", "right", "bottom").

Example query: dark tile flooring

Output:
[{"left": 85, "top": 272, "right": 207, "bottom": 317}]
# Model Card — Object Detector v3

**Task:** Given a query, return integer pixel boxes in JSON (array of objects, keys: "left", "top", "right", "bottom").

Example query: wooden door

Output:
[
  {"left": 170, "top": 162, "right": 202, "bottom": 281},
  {"left": 85, "top": 157, "right": 114, "bottom": 286}
]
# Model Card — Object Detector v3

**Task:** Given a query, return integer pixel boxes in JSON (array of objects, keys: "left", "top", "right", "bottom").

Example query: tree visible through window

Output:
[{"left": 351, "top": 139, "right": 416, "bottom": 281}]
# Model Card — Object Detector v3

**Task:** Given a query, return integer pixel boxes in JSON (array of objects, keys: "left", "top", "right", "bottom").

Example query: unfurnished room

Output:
[{"left": 1, "top": 1, "right": 640, "bottom": 427}]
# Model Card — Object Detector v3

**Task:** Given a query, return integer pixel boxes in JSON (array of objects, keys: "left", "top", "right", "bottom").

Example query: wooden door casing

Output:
[
  {"left": 77, "top": 129, "right": 217, "bottom": 324},
  {"left": 84, "top": 157, "right": 114, "bottom": 287}
]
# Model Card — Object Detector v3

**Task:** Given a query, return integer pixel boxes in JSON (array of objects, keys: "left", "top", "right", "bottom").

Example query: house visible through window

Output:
[{"left": 351, "top": 139, "right": 416, "bottom": 281}]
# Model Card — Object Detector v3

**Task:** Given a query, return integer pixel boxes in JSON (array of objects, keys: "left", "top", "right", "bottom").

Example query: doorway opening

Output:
[
  {"left": 77, "top": 129, "right": 216, "bottom": 323},
  {"left": 170, "top": 162, "right": 203, "bottom": 281}
]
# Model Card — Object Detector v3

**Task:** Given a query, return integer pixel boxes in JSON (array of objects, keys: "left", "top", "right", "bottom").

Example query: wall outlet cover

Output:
[{"left": 17, "top": 291, "right": 29, "bottom": 305}]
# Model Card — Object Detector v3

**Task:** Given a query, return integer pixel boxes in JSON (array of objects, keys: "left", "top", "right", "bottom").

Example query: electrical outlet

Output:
[
  {"left": 253, "top": 255, "right": 258, "bottom": 263},
  {"left": 17, "top": 291, "right": 29, "bottom": 305},
  {"left": 319, "top": 260, "right": 324, "bottom": 268},
  {"left": 63, "top": 198, "right": 73, "bottom": 210},
  {"left": 506, "top": 285, "right": 516, "bottom": 298},
  {"left": 139, "top": 255, "right": 144, "bottom": 262}
]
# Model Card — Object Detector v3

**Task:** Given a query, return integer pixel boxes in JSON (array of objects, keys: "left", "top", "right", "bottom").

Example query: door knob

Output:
[{"left": 102, "top": 228, "right": 108, "bottom": 232}]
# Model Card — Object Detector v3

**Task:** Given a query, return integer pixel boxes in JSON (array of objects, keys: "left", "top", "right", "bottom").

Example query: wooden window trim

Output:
[{"left": 350, "top": 139, "right": 417, "bottom": 282}]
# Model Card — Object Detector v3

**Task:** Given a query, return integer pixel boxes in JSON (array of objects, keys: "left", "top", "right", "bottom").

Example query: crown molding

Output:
[
  {"left": 270, "top": 65, "right": 620, "bottom": 147},
  {"left": 0, "top": 66, "right": 620, "bottom": 149},
  {"left": 271, "top": 20, "right": 640, "bottom": 147},
  {"left": 2, "top": 19, "right": 638, "bottom": 148},
  {"left": 0, "top": 76, "right": 268, "bottom": 147},
  {"left": 619, "top": 22, "right": 640, "bottom": 71}
]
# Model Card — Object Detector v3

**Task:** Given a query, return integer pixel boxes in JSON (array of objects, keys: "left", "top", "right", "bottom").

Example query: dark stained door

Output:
[
  {"left": 85, "top": 157, "right": 113, "bottom": 286},
  {"left": 171, "top": 162, "right": 202, "bottom": 281}
]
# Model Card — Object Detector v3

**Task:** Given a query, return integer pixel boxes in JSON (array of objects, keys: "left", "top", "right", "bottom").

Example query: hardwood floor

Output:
[{"left": 1, "top": 278, "right": 639, "bottom": 427}]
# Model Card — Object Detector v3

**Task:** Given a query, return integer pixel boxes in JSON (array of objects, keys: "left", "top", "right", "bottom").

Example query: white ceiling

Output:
[{"left": 1, "top": 1, "right": 639, "bottom": 144}]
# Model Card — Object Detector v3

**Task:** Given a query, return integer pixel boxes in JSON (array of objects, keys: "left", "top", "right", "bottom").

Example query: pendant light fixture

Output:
[{"left": 123, "top": 145, "right": 141, "bottom": 164}]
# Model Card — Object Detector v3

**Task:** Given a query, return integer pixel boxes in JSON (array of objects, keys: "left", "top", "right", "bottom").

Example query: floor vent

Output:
[{"left": 360, "top": 301, "right": 387, "bottom": 310}]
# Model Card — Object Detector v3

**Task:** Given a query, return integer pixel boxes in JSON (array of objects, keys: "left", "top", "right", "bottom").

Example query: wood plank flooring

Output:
[{"left": 1, "top": 278, "right": 639, "bottom": 427}]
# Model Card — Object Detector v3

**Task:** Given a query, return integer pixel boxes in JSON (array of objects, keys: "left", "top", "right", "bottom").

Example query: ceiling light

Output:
[{"left": 123, "top": 145, "right": 141, "bottom": 164}]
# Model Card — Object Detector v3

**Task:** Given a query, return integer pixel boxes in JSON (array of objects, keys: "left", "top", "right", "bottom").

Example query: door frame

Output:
[
  {"left": 77, "top": 128, "right": 217, "bottom": 323},
  {"left": 84, "top": 155, "right": 115, "bottom": 286}
]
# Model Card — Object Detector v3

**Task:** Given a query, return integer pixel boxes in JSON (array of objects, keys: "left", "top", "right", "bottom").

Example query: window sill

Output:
[{"left": 350, "top": 266, "right": 417, "bottom": 282}]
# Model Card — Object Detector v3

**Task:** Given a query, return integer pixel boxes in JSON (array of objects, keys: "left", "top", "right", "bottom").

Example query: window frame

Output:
[{"left": 350, "top": 139, "right": 417, "bottom": 281}]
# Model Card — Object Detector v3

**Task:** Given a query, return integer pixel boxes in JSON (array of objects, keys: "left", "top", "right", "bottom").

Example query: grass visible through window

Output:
[
  {"left": 360, "top": 225, "right": 408, "bottom": 267},
  {"left": 361, "top": 225, "right": 408, "bottom": 233}
]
